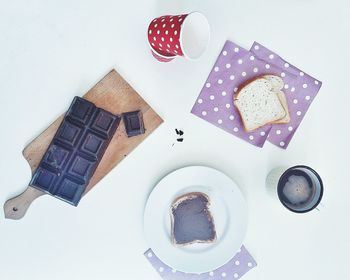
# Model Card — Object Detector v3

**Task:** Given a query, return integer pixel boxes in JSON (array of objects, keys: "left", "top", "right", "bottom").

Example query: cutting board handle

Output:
[{"left": 4, "top": 187, "right": 45, "bottom": 220}]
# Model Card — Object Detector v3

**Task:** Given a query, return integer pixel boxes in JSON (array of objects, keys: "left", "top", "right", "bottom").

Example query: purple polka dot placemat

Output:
[
  {"left": 191, "top": 40, "right": 322, "bottom": 149},
  {"left": 145, "top": 245, "right": 257, "bottom": 280}
]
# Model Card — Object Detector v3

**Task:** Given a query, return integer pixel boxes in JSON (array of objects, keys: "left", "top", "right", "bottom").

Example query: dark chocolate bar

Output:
[
  {"left": 30, "top": 97, "right": 121, "bottom": 206},
  {"left": 122, "top": 111, "right": 145, "bottom": 137}
]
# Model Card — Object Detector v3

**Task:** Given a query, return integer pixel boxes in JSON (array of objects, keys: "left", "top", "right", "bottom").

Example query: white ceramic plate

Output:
[{"left": 144, "top": 166, "right": 247, "bottom": 273}]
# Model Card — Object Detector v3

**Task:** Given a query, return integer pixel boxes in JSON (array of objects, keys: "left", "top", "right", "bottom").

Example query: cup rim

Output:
[
  {"left": 277, "top": 165, "right": 324, "bottom": 213},
  {"left": 179, "top": 11, "right": 210, "bottom": 60},
  {"left": 150, "top": 47, "right": 176, "bottom": 59}
]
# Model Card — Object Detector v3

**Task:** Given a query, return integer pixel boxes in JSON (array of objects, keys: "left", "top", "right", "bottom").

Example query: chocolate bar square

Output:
[
  {"left": 56, "top": 177, "right": 85, "bottom": 202},
  {"left": 91, "top": 109, "right": 118, "bottom": 138},
  {"left": 122, "top": 111, "right": 145, "bottom": 137},
  {"left": 31, "top": 167, "right": 58, "bottom": 192},
  {"left": 30, "top": 97, "right": 121, "bottom": 206},
  {"left": 43, "top": 144, "right": 71, "bottom": 169},
  {"left": 80, "top": 132, "right": 105, "bottom": 158},
  {"left": 56, "top": 122, "right": 82, "bottom": 146},
  {"left": 66, "top": 97, "right": 94, "bottom": 125},
  {"left": 68, "top": 155, "right": 96, "bottom": 181}
]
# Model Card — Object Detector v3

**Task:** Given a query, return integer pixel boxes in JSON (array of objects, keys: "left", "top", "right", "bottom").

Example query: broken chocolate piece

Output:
[
  {"left": 30, "top": 96, "right": 121, "bottom": 206},
  {"left": 122, "top": 110, "right": 145, "bottom": 137},
  {"left": 170, "top": 192, "right": 217, "bottom": 246}
]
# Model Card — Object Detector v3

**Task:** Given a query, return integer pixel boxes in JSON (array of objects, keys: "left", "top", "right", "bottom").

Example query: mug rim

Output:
[
  {"left": 179, "top": 11, "right": 210, "bottom": 60},
  {"left": 277, "top": 165, "right": 324, "bottom": 213}
]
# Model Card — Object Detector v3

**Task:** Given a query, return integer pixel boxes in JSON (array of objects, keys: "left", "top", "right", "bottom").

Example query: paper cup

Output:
[
  {"left": 147, "top": 12, "right": 210, "bottom": 60},
  {"left": 150, "top": 48, "right": 176, "bottom": 63}
]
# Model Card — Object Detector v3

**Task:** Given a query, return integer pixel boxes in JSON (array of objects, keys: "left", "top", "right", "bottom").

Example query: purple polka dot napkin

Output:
[
  {"left": 145, "top": 245, "right": 257, "bottom": 280},
  {"left": 249, "top": 42, "right": 322, "bottom": 148},
  {"left": 191, "top": 40, "right": 322, "bottom": 149}
]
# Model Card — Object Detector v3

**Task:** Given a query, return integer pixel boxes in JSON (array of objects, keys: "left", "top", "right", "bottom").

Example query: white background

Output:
[{"left": 0, "top": 0, "right": 349, "bottom": 279}]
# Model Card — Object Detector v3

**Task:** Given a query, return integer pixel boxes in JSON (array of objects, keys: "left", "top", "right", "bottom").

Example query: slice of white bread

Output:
[
  {"left": 263, "top": 75, "right": 290, "bottom": 124},
  {"left": 234, "top": 77, "right": 286, "bottom": 132}
]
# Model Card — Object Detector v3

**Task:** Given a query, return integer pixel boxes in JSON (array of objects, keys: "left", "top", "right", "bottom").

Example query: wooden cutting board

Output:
[{"left": 4, "top": 69, "right": 163, "bottom": 220}]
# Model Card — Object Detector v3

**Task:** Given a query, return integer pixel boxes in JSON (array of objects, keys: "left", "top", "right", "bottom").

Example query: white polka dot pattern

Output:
[
  {"left": 148, "top": 14, "right": 189, "bottom": 58},
  {"left": 145, "top": 246, "right": 256, "bottom": 280},
  {"left": 249, "top": 41, "right": 322, "bottom": 149},
  {"left": 191, "top": 40, "right": 322, "bottom": 149}
]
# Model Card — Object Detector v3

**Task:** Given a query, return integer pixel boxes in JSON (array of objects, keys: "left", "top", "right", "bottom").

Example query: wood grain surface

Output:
[{"left": 4, "top": 69, "right": 163, "bottom": 220}]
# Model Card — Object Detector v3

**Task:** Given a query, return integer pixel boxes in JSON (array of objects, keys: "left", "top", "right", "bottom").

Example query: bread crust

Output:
[{"left": 272, "top": 91, "right": 290, "bottom": 124}]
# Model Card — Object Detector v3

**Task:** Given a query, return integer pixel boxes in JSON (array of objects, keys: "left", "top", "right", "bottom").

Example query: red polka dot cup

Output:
[{"left": 147, "top": 12, "right": 210, "bottom": 62}]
